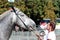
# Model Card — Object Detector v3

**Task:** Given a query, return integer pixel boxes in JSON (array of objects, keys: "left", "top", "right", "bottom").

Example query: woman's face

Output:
[{"left": 47, "top": 23, "right": 51, "bottom": 31}]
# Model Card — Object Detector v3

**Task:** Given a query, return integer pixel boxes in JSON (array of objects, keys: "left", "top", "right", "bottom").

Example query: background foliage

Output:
[{"left": 0, "top": 0, "right": 60, "bottom": 24}]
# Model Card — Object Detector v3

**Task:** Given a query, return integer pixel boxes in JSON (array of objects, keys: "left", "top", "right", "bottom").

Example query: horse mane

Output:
[
  {"left": 0, "top": 7, "right": 28, "bottom": 21},
  {"left": 0, "top": 10, "right": 12, "bottom": 20},
  {"left": 0, "top": 7, "right": 20, "bottom": 20}
]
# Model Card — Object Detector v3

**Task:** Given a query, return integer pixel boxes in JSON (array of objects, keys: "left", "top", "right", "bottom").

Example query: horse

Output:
[{"left": 0, "top": 7, "right": 36, "bottom": 40}]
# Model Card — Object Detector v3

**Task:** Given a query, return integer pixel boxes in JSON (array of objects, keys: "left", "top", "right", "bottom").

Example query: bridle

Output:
[
  {"left": 11, "top": 6, "right": 32, "bottom": 31},
  {"left": 11, "top": 7, "right": 41, "bottom": 37}
]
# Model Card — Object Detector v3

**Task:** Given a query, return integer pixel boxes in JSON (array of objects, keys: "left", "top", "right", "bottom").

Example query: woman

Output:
[
  {"left": 47, "top": 22, "right": 56, "bottom": 40},
  {"left": 36, "top": 22, "right": 56, "bottom": 40}
]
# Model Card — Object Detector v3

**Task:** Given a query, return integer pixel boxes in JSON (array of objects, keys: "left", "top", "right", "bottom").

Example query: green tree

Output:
[
  {"left": 44, "top": 0, "right": 57, "bottom": 22},
  {"left": 0, "top": 0, "right": 60, "bottom": 23}
]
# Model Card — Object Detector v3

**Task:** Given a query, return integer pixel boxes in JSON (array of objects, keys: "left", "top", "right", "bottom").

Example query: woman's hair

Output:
[{"left": 49, "top": 22, "right": 55, "bottom": 31}]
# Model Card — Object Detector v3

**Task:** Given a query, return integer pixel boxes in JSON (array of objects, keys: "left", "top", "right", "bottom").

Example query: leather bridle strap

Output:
[
  {"left": 11, "top": 7, "right": 41, "bottom": 37},
  {"left": 11, "top": 6, "right": 31, "bottom": 31}
]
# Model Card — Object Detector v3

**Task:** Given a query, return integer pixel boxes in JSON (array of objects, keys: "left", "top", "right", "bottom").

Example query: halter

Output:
[
  {"left": 11, "top": 7, "right": 41, "bottom": 37},
  {"left": 11, "top": 7, "right": 32, "bottom": 31}
]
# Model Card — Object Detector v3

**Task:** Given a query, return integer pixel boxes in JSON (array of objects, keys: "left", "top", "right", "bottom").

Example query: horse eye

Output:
[{"left": 20, "top": 15, "right": 24, "bottom": 16}]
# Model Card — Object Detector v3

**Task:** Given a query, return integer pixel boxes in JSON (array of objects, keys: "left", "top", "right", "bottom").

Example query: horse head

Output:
[{"left": 12, "top": 7, "right": 36, "bottom": 31}]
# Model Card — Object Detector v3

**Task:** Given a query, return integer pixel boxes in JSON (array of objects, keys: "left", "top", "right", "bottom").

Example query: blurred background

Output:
[
  {"left": 0, "top": 0, "right": 60, "bottom": 40},
  {"left": 0, "top": 0, "right": 60, "bottom": 24}
]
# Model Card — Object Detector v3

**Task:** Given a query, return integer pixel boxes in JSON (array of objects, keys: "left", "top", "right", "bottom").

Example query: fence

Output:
[
  {"left": 9, "top": 31, "right": 37, "bottom": 40},
  {"left": 9, "top": 29, "right": 60, "bottom": 40}
]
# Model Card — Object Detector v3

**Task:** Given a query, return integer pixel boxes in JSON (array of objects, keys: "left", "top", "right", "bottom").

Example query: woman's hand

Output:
[{"left": 35, "top": 33, "right": 40, "bottom": 37}]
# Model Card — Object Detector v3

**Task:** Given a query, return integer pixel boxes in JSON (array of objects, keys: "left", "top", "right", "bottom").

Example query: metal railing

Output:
[
  {"left": 9, "top": 31, "right": 37, "bottom": 40},
  {"left": 9, "top": 29, "right": 60, "bottom": 40}
]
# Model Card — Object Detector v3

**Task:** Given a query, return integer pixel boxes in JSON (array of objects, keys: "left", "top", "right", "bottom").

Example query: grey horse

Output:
[{"left": 0, "top": 7, "right": 36, "bottom": 40}]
